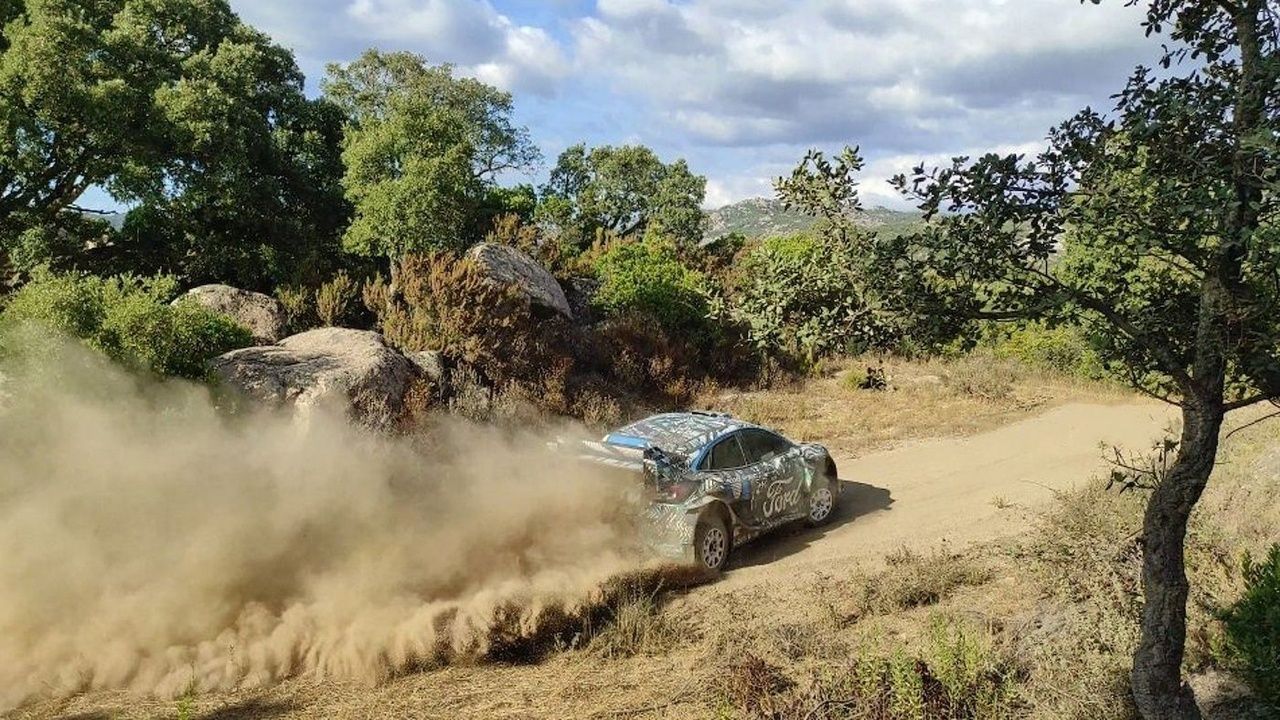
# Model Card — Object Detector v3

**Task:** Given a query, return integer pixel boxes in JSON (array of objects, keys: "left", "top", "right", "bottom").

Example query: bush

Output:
[
  {"left": 986, "top": 322, "right": 1104, "bottom": 379},
  {"left": 588, "top": 311, "right": 706, "bottom": 405},
  {"left": 1219, "top": 544, "right": 1280, "bottom": 709},
  {"left": 486, "top": 212, "right": 581, "bottom": 280},
  {"left": 364, "top": 252, "right": 575, "bottom": 411},
  {"left": 0, "top": 270, "right": 252, "bottom": 379},
  {"left": 592, "top": 234, "right": 709, "bottom": 333},
  {"left": 849, "top": 548, "right": 993, "bottom": 619},
  {"left": 274, "top": 284, "right": 317, "bottom": 334},
  {"left": 715, "top": 618, "right": 1018, "bottom": 720},
  {"left": 942, "top": 352, "right": 1025, "bottom": 401},
  {"left": 724, "top": 232, "right": 892, "bottom": 365},
  {"left": 315, "top": 270, "right": 360, "bottom": 326}
]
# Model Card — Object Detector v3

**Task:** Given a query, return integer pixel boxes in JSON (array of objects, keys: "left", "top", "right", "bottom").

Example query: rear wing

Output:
[
  {"left": 549, "top": 437, "right": 685, "bottom": 486},
  {"left": 577, "top": 438, "right": 646, "bottom": 473}
]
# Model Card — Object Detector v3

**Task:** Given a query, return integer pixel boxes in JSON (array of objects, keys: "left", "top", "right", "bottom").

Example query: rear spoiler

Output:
[
  {"left": 551, "top": 437, "right": 685, "bottom": 485},
  {"left": 577, "top": 438, "right": 646, "bottom": 472}
]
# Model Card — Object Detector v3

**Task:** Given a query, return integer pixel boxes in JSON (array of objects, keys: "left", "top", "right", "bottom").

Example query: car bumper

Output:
[{"left": 641, "top": 502, "right": 699, "bottom": 565}]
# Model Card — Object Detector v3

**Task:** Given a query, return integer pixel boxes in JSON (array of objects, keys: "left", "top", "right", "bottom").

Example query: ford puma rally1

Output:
[{"left": 579, "top": 412, "right": 840, "bottom": 572}]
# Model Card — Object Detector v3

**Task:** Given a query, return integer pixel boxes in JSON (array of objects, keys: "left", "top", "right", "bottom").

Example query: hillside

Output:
[{"left": 704, "top": 197, "right": 925, "bottom": 241}]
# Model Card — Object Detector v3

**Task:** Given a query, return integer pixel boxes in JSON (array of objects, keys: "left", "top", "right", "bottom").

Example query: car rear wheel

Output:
[{"left": 694, "top": 513, "right": 731, "bottom": 572}]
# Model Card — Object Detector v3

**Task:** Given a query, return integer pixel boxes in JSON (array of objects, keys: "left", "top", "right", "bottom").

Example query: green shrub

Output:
[
  {"left": 0, "top": 270, "right": 252, "bottom": 379},
  {"left": 592, "top": 234, "right": 709, "bottom": 332},
  {"left": 1219, "top": 544, "right": 1280, "bottom": 709},
  {"left": 315, "top": 270, "right": 359, "bottom": 326},
  {"left": 725, "top": 232, "right": 891, "bottom": 365},
  {"left": 275, "top": 284, "right": 317, "bottom": 334},
  {"left": 987, "top": 322, "right": 1104, "bottom": 379},
  {"left": 717, "top": 618, "right": 1018, "bottom": 720}
]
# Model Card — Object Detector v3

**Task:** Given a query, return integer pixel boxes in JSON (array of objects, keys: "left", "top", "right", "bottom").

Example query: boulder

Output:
[
  {"left": 211, "top": 328, "right": 416, "bottom": 431},
  {"left": 178, "top": 284, "right": 288, "bottom": 344},
  {"left": 466, "top": 243, "right": 572, "bottom": 319},
  {"left": 407, "top": 350, "right": 446, "bottom": 383}
]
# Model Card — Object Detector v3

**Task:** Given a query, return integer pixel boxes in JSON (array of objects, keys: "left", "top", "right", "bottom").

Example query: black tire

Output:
[
  {"left": 805, "top": 464, "right": 840, "bottom": 527},
  {"left": 693, "top": 511, "right": 731, "bottom": 573}
]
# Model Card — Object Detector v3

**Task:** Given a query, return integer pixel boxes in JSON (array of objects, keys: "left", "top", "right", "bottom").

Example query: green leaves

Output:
[
  {"left": 0, "top": 0, "right": 345, "bottom": 290},
  {"left": 538, "top": 143, "right": 707, "bottom": 249},
  {"left": 591, "top": 233, "right": 709, "bottom": 333},
  {"left": 0, "top": 269, "right": 252, "bottom": 378},
  {"left": 323, "top": 50, "right": 539, "bottom": 260},
  {"left": 1218, "top": 544, "right": 1280, "bottom": 709},
  {"left": 724, "top": 232, "right": 892, "bottom": 364}
]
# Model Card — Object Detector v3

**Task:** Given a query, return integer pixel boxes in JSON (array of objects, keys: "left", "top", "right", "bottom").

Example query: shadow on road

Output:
[{"left": 729, "top": 478, "right": 893, "bottom": 570}]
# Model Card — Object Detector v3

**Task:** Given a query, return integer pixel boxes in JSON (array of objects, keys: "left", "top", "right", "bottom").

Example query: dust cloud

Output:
[{"left": 0, "top": 337, "right": 648, "bottom": 708}]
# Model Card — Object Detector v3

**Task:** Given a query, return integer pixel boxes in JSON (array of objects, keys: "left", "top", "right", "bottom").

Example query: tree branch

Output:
[
  {"left": 1223, "top": 392, "right": 1279, "bottom": 411},
  {"left": 1022, "top": 264, "right": 1197, "bottom": 392}
]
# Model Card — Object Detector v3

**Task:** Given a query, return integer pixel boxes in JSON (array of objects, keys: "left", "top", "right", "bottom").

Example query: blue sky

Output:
[{"left": 229, "top": 0, "right": 1163, "bottom": 210}]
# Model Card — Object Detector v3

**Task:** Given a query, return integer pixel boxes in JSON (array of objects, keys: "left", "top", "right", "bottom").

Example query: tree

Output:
[
  {"left": 0, "top": 0, "right": 342, "bottom": 289},
  {"left": 539, "top": 143, "right": 706, "bottom": 249},
  {"left": 825, "top": 1, "right": 1279, "bottom": 716},
  {"left": 110, "top": 56, "right": 349, "bottom": 290},
  {"left": 322, "top": 50, "right": 539, "bottom": 261},
  {"left": 755, "top": 148, "right": 901, "bottom": 364}
]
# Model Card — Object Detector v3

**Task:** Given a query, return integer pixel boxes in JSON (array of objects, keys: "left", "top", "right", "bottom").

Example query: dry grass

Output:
[
  {"left": 708, "top": 616, "right": 1021, "bottom": 720},
  {"left": 850, "top": 548, "right": 995, "bottom": 620},
  {"left": 584, "top": 586, "right": 677, "bottom": 659},
  {"left": 701, "top": 353, "right": 1129, "bottom": 458}
]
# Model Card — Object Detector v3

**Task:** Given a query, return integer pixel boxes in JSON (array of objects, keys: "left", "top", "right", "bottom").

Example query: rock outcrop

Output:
[
  {"left": 212, "top": 328, "right": 416, "bottom": 431},
  {"left": 177, "top": 284, "right": 288, "bottom": 344},
  {"left": 466, "top": 243, "right": 572, "bottom": 319}
]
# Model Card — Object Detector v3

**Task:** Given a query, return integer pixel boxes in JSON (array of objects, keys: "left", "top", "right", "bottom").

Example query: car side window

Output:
[
  {"left": 702, "top": 433, "right": 747, "bottom": 470},
  {"left": 739, "top": 429, "right": 794, "bottom": 464}
]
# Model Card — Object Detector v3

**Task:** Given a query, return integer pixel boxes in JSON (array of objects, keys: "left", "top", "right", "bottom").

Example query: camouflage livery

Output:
[{"left": 579, "top": 412, "right": 840, "bottom": 568}]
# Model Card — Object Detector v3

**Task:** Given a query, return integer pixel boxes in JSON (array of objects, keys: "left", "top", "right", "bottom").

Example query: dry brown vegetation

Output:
[{"left": 702, "top": 352, "right": 1130, "bottom": 458}]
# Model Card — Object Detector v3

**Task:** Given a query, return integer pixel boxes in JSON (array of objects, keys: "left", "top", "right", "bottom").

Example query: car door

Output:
[
  {"left": 737, "top": 429, "right": 805, "bottom": 523},
  {"left": 695, "top": 432, "right": 760, "bottom": 521}
]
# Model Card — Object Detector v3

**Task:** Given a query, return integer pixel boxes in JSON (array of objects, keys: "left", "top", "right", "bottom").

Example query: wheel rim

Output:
[
  {"left": 701, "top": 526, "right": 727, "bottom": 569},
  {"left": 809, "top": 486, "right": 834, "bottom": 522}
]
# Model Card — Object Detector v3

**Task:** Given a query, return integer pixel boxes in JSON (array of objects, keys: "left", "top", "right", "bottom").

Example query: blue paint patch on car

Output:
[{"left": 604, "top": 433, "right": 652, "bottom": 449}]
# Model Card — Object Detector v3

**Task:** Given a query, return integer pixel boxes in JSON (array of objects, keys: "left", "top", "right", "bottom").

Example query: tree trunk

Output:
[{"left": 1131, "top": 402, "right": 1223, "bottom": 720}]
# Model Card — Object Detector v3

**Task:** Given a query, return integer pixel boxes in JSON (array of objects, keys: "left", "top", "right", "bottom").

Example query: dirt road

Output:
[
  {"left": 726, "top": 401, "right": 1174, "bottom": 581},
  {"left": 10, "top": 401, "right": 1174, "bottom": 720}
]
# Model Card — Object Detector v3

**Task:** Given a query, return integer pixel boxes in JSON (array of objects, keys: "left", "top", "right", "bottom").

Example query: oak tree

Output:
[
  {"left": 322, "top": 50, "right": 539, "bottom": 261},
  {"left": 845, "top": 1, "right": 1280, "bottom": 716}
]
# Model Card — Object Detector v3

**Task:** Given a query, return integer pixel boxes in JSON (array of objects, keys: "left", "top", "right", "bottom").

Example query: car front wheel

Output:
[
  {"left": 694, "top": 512, "right": 731, "bottom": 572},
  {"left": 806, "top": 478, "right": 838, "bottom": 526}
]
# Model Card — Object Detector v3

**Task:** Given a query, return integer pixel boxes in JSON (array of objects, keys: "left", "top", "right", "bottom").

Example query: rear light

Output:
[{"left": 656, "top": 480, "right": 700, "bottom": 503}]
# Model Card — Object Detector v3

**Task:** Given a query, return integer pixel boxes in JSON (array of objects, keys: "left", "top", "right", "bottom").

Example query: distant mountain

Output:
[
  {"left": 77, "top": 210, "right": 127, "bottom": 231},
  {"left": 704, "top": 197, "right": 924, "bottom": 242}
]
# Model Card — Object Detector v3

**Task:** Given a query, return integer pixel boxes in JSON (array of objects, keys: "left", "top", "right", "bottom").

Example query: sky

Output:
[{"left": 228, "top": 0, "right": 1164, "bottom": 210}]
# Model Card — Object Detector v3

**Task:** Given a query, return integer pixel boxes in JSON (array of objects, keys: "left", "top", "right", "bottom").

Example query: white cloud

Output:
[
  {"left": 233, "top": 0, "right": 1168, "bottom": 211},
  {"left": 235, "top": 0, "right": 571, "bottom": 96},
  {"left": 345, "top": 0, "right": 570, "bottom": 95},
  {"left": 570, "top": 0, "right": 1157, "bottom": 150}
]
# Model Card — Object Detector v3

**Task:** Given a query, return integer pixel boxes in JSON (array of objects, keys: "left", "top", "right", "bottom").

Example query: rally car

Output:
[{"left": 579, "top": 411, "right": 840, "bottom": 572}]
